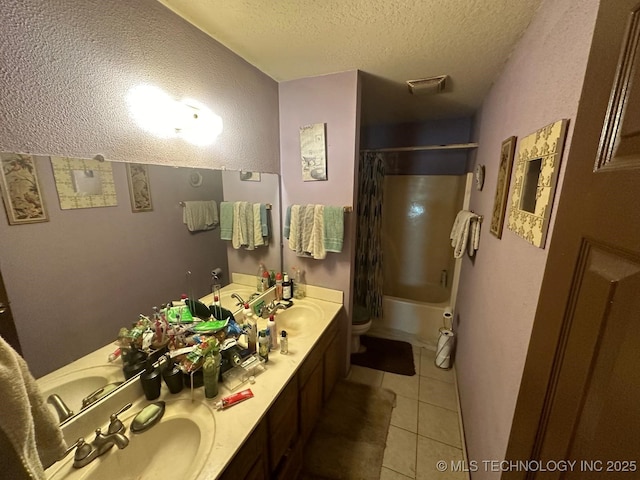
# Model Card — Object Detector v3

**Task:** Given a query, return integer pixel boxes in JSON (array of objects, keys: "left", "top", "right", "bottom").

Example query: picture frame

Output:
[
  {"left": 507, "top": 119, "right": 568, "bottom": 248},
  {"left": 51, "top": 156, "right": 117, "bottom": 209},
  {"left": 126, "top": 163, "right": 153, "bottom": 212},
  {"left": 489, "top": 136, "right": 516, "bottom": 238},
  {"left": 0, "top": 152, "right": 49, "bottom": 225},
  {"left": 300, "top": 123, "right": 327, "bottom": 181}
]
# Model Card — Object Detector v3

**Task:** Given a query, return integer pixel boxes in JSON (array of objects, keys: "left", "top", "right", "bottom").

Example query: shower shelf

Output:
[{"left": 361, "top": 142, "right": 478, "bottom": 153}]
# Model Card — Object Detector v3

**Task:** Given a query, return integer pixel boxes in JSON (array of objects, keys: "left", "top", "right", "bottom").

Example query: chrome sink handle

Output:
[{"left": 107, "top": 402, "right": 132, "bottom": 435}]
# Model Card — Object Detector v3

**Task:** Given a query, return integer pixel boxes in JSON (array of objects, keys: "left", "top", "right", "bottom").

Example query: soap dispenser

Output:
[{"left": 140, "top": 358, "right": 161, "bottom": 400}]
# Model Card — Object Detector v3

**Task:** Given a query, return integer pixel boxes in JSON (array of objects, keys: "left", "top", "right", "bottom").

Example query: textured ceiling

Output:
[{"left": 157, "top": 0, "right": 542, "bottom": 125}]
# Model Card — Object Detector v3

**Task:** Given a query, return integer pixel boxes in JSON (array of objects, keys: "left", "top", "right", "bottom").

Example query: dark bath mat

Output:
[
  {"left": 351, "top": 335, "right": 416, "bottom": 376},
  {"left": 300, "top": 380, "right": 396, "bottom": 480}
]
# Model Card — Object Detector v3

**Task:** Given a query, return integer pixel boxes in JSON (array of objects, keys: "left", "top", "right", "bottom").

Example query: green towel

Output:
[
  {"left": 220, "top": 202, "right": 234, "bottom": 240},
  {"left": 323, "top": 206, "right": 344, "bottom": 253}
]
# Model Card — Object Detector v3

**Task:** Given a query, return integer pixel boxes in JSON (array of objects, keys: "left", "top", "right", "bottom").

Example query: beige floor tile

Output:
[
  {"left": 380, "top": 466, "right": 415, "bottom": 480},
  {"left": 419, "top": 377, "right": 458, "bottom": 411},
  {"left": 382, "top": 425, "right": 417, "bottom": 478},
  {"left": 416, "top": 436, "right": 468, "bottom": 480},
  {"left": 390, "top": 394, "right": 419, "bottom": 433},
  {"left": 418, "top": 402, "right": 462, "bottom": 448},
  {"left": 420, "top": 348, "right": 455, "bottom": 384},
  {"left": 413, "top": 349, "right": 421, "bottom": 376},
  {"left": 347, "top": 364, "right": 384, "bottom": 387},
  {"left": 382, "top": 372, "right": 420, "bottom": 400}
]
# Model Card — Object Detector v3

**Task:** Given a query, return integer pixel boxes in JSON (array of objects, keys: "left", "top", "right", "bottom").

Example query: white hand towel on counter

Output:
[
  {"left": 182, "top": 200, "right": 218, "bottom": 232},
  {"left": 0, "top": 337, "right": 67, "bottom": 480}
]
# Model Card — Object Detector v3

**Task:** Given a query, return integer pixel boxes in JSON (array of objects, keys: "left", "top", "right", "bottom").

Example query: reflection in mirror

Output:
[
  {"left": 520, "top": 158, "right": 542, "bottom": 214},
  {"left": 0, "top": 156, "right": 281, "bottom": 422}
]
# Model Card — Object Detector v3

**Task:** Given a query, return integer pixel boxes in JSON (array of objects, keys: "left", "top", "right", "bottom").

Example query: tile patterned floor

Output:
[{"left": 346, "top": 347, "right": 469, "bottom": 480}]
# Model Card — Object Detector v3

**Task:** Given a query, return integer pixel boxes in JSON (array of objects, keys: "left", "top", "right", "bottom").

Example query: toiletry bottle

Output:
[
  {"left": 261, "top": 269, "right": 270, "bottom": 292},
  {"left": 282, "top": 273, "right": 293, "bottom": 301},
  {"left": 293, "top": 267, "right": 306, "bottom": 299},
  {"left": 258, "top": 330, "right": 269, "bottom": 363},
  {"left": 280, "top": 330, "right": 288, "bottom": 355},
  {"left": 202, "top": 353, "right": 220, "bottom": 399},
  {"left": 267, "top": 314, "right": 278, "bottom": 349},
  {"left": 257, "top": 263, "right": 266, "bottom": 291},
  {"left": 275, "top": 272, "right": 283, "bottom": 301},
  {"left": 269, "top": 270, "right": 276, "bottom": 287},
  {"left": 244, "top": 303, "right": 257, "bottom": 353}
]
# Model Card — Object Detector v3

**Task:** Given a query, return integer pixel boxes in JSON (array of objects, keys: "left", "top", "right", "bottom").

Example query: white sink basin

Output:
[
  {"left": 38, "top": 366, "right": 124, "bottom": 419},
  {"left": 47, "top": 399, "right": 216, "bottom": 480},
  {"left": 272, "top": 302, "right": 324, "bottom": 337}
]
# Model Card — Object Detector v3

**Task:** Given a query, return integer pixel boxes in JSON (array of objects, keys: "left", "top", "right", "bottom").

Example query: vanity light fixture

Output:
[{"left": 126, "top": 85, "right": 223, "bottom": 146}]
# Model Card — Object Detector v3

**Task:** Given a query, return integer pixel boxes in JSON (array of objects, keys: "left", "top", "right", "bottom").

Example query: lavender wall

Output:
[
  {"left": 279, "top": 71, "right": 360, "bottom": 372},
  {"left": 0, "top": 0, "right": 279, "bottom": 173},
  {"left": 454, "top": 0, "right": 599, "bottom": 476},
  {"left": 0, "top": 160, "right": 227, "bottom": 376}
]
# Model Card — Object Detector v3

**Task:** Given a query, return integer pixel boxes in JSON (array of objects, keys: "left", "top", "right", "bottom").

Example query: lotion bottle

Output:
[
  {"left": 267, "top": 314, "right": 278, "bottom": 349},
  {"left": 282, "top": 273, "right": 292, "bottom": 301}
]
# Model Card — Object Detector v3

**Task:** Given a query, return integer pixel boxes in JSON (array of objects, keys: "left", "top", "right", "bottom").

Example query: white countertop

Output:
[{"left": 45, "top": 283, "right": 343, "bottom": 480}]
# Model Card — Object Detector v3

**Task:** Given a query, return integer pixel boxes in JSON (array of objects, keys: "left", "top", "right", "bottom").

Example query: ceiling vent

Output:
[{"left": 406, "top": 75, "right": 448, "bottom": 95}]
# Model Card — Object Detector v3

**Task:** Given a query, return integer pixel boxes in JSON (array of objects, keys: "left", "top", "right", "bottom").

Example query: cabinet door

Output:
[
  {"left": 220, "top": 419, "right": 268, "bottom": 480},
  {"left": 268, "top": 378, "right": 299, "bottom": 473},
  {"left": 323, "top": 330, "right": 341, "bottom": 402},
  {"left": 299, "top": 358, "right": 323, "bottom": 446}
]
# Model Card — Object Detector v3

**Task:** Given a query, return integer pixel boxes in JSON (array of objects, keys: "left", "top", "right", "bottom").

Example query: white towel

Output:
[
  {"left": 232, "top": 202, "right": 243, "bottom": 249},
  {"left": 450, "top": 210, "right": 481, "bottom": 258},
  {"left": 301, "top": 205, "right": 315, "bottom": 255},
  {"left": 310, "top": 204, "right": 326, "bottom": 259},
  {"left": 253, "top": 203, "right": 264, "bottom": 247},
  {"left": 288, "top": 205, "right": 300, "bottom": 253},
  {"left": 0, "top": 337, "right": 67, "bottom": 479},
  {"left": 182, "top": 200, "right": 218, "bottom": 232}
]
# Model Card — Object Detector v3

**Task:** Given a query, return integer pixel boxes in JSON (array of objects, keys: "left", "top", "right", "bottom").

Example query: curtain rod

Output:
[{"left": 360, "top": 142, "right": 478, "bottom": 153}]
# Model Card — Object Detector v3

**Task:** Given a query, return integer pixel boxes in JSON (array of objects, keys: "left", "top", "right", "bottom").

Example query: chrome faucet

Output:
[
  {"left": 230, "top": 292, "right": 246, "bottom": 306},
  {"left": 259, "top": 301, "right": 287, "bottom": 318},
  {"left": 47, "top": 394, "right": 74, "bottom": 423},
  {"left": 63, "top": 403, "right": 131, "bottom": 468}
]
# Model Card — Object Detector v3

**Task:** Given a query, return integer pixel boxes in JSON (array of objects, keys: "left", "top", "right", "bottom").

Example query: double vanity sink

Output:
[{"left": 42, "top": 279, "right": 343, "bottom": 480}]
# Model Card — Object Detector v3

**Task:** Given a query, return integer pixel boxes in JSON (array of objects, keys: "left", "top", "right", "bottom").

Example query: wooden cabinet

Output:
[
  {"left": 220, "top": 315, "right": 341, "bottom": 480},
  {"left": 219, "top": 419, "right": 268, "bottom": 480},
  {"left": 323, "top": 329, "right": 341, "bottom": 402},
  {"left": 268, "top": 377, "right": 299, "bottom": 475}
]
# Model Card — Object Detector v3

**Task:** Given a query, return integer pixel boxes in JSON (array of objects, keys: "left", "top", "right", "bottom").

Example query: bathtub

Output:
[{"left": 379, "top": 294, "right": 451, "bottom": 349}]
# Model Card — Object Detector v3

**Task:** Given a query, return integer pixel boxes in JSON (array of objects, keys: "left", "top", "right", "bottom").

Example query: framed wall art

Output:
[
  {"left": 507, "top": 119, "right": 568, "bottom": 248},
  {"left": 0, "top": 152, "right": 49, "bottom": 225},
  {"left": 51, "top": 156, "right": 117, "bottom": 209},
  {"left": 489, "top": 136, "right": 516, "bottom": 238},
  {"left": 126, "top": 163, "right": 153, "bottom": 212},
  {"left": 300, "top": 123, "right": 327, "bottom": 181}
]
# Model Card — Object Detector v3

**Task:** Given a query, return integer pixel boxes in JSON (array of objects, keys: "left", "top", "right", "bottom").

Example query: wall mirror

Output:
[
  {"left": 0, "top": 155, "right": 281, "bottom": 422},
  {"left": 507, "top": 119, "right": 568, "bottom": 248}
]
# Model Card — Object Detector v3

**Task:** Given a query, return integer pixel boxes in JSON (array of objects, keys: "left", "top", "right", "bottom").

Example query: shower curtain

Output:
[{"left": 354, "top": 151, "right": 385, "bottom": 319}]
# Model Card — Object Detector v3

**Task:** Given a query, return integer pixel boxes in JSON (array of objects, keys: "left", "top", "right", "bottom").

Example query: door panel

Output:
[{"left": 505, "top": 2, "right": 640, "bottom": 479}]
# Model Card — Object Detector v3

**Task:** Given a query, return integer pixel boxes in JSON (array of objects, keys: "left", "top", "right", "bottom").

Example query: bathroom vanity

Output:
[{"left": 44, "top": 282, "right": 344, "bottom": 480}]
